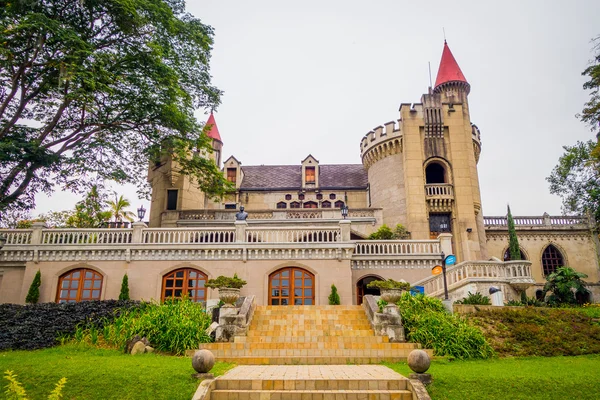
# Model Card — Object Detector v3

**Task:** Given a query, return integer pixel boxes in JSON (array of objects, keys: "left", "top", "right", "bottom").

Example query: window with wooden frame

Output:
[
  {"left": 277, "top": 202, "right": 287, "bottom": 209},
  {"left": 305, "top": 167, "right": 315, "bottom": 184},
  {"left": 303, "top": 201, "right": 318, "bottom": 208},
  {"left": 321, "top": 200, "right": 331, "bottom": 208},
  {"left": 541, "top": 245, "right": 564, "bottom": 276},
  {"left": 226, "top": 168, "right": 237, "bottom": 183},
  {"left": 290, "top": 201, "right": 300, "bottom": 208},
  {"left": 268, "top": 267, "right": 315, "bottom": 305},
  {"left": 334, "top": 200, "right": 345, "bottom": 208},
  {"left": 56, "top": 268, "right": 103, "bottom": 303},
  {"left": 162, "top": 268, "right": 207, "bottom": 303}
]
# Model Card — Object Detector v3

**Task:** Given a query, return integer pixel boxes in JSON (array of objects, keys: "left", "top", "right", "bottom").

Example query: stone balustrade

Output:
[
  {"left": 354, "top": 240, "right": 441, "bottom": 255},
  {"left": 177, "top": 208, "right": 377, "bottom": 222},
  {"left": 1, "top": 222, "right": 440, "bottom": 265},
  {"left": 483, "top": 214, "right": 590, "bottom": 229},
  {"left": 412, "top": 259, "right": 535, "bottom": 298},
  {"left": 424, "top": 184, "right": 454, "bottom": 198}
]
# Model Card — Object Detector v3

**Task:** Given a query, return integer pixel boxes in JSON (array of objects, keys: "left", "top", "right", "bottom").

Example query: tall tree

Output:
[
  {"left": 25, "top": 270, "right": 41, "bottom": 304},
  {"left": 547, "top": 140, "right": 599, "bottom": 225},
  {"left": 107, "top": 194, "right": 135, "bottom": 223},
  {"left": 579, "top": 36, "right": 600, "bottom": 133},
  {"left": 506, "top": 205, "right": 521, "bottom": 261},
  {"left": 0, "top": 0, "right": 230, "bottom": 213},
  {"left": 65, "top": 185, "right": 112, "bottom": 228}
]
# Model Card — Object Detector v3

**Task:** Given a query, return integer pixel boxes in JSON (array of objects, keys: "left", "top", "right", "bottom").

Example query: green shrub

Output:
[
  {"left": 328, "top": 284, "right": 340, "bottom": 305},
  {"left": 505, "top": 300, "right": 523, "bottom": 306},
  {"left": 25, "top": 270, "right": 41, "bottom": 304},
  {"left": 73, "top": 299, "right": 212, "bottom": 355},
  {"left": 206, "top": 273, "right": 247, "bottom": 289},
  {"left": 367, "top": 224, "right": 410, "bottom": 240},
  {"left": 4, "top": 370, "right": 66, "bottom": 400},
  {"left": 397, "top": 293, "right": 494, "bottom": 359},
  {"left": 118, "top": 274, "right": 130, "bottom": 301},
  {"left": 454, "top": 292, "right": 491, "bottom": 305},
  {"left": 367, "top": 279, "right": 411, "bottom": 290}
]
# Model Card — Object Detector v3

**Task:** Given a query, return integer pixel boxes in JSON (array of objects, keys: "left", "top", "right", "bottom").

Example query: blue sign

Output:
[
  {"left": 445, "top": 255, "right": 457, "bottom": 265},
  {"left": 410, "top": 286, "right": 425, "bottom": 296}
]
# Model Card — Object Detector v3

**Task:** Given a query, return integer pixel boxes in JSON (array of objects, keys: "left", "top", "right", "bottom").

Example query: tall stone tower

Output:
[
  {"left": 361, "top": 41, "right": 487, "bottom": 261},
  {"left": 147, "top": 113, "right": 223, "bottom": 227}
]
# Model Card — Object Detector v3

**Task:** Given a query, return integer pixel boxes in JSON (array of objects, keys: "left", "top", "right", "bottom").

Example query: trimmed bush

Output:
[
  {"left": 25, "top": 270, "right": 41, "bottom": 304},
  {"left": 467, "top": 307, "right": 600, "bottom": 357},
  {"left": 328, "top": 284, "right": 340, "bottom": 305},
  {"left": 397, "top": 293, "right": 494, "bottom": 359},
  {"left": 118, "top": 274, "right": 130, "bottom": 301},
  {"left": 0, "top": 300, "right": 141, "bottom": 351}
]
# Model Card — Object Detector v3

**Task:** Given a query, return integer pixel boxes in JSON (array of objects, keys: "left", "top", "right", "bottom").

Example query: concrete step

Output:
[
  {"left": 214, "top": 377, "right": 408, "bottom": 391},
  {"left": 247, "top": 330, "right": 375, "bottom": 337},
  {"left": 197, "top": 349, "right": 419, "bottom": 358},
  {"left": 201, "top": 342, "right": 418, "bottom": 351},
  {"left": 234, "top": 336, "right": 389, "bottom": 344},
  {"left": 202, "top": 356, "right": 415, "bottom": 364},
  {"left": 210, "top": 389, "right": 413, "bottom": 400}
]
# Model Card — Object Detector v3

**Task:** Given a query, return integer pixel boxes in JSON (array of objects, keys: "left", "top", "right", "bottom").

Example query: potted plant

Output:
[
  {"left": 367, "top": 279, "right": 411, "bottom": 304},
  {"left": 205, "top": 273, "right": 247, "bottom": 307}
]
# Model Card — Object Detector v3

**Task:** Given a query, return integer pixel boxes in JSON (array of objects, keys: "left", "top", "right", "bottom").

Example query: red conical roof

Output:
[
  {"left": 205, "top": 113, "right": 222, "bottom": 142},
  {"left": 434, "top": 41, "right": 468, "bottom": 89}
]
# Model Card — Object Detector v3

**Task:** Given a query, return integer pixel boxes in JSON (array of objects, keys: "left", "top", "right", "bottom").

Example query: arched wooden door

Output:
[
  {"left": 268, "top": 267, "right": 315, "bottom": 305},
  {"left": 356, "top": 275, "right": 381, "bottom": 305}
]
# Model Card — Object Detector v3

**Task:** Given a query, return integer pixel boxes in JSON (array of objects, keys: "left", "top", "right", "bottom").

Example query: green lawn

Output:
[
  {"left": 385, "top": 354, "right": 600, "bottom": 400},
  {"left": 0, "top": 344, "right": 234, "bottom": 400}
]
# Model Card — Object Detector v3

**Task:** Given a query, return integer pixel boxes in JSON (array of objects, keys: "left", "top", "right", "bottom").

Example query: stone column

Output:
[
  {"left": 31, "top": 221, "right": 47, "bottom": 245},
  {"left": 339, "top": 220, "right": 351, "bottom": 242},
  {"left": 438, "top": 233, "right": 453, "bottom": 256},
  {"left": 131, "top": 221, "right": 147, "bottom": 244},
  {"left": 234, "top": 220, "right": 248, "bottom": 243}
]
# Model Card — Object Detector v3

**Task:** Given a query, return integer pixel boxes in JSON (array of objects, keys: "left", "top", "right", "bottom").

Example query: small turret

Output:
[
  {"left": 433, "top": 41, "right": 470, "bottom": 99},
  {"left": 205, "top": 112, "right": 223, "bottom": 167}
]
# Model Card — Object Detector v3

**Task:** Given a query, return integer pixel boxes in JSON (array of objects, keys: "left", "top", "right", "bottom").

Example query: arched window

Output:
[
  {"left": 285, "top": 194, "right": 292, "bottom": 200},
  {"left": 329, "top": 194, "right": 336, "bottom": 200},
  {"left": 162, "top": 268, "right": 207, "bottom": 303},
  {"left": 303, "top": 201, "right": 318, "bottom": 208},
  {"left": 321, "top": 200, "right": 331, "bottom": 208},
  {"left": 269, "top": 267, "right": 314, "bottom": 305},
  {"left": 425, "top": 163, "right": 446, "bottom": 184},
  {"left": 503, "top": 248, "right": 527, "bottom": 261},
  {"left": 334, "top": 200, "right": 345, "bottom": 208},
  {"left": 57, "top": 268, "right": 103, "bottom": 303},
  {"left": 277, "top": 202, "right": 287, "bottom": 209},
  {"left": 290, "top": 201, "right": 300, "bottom": 208},
  {"left": 541, "top": 245, "right": 564, "bottom": 276},
  {"left": 316, "top": 193, "right": 323, "bottom": 200}
]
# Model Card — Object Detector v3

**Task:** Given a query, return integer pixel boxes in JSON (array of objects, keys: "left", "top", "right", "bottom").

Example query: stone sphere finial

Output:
[
  {"left": 192, "top": 349, "right": 215, "bottom": 373},
  {"left": 407, "top": 349, "right": 431, "bottom": 374}
]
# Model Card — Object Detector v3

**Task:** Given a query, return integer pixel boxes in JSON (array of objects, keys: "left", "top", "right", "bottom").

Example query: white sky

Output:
[{"left": 34, "top": 0, "right": 600, "bottom": 218}]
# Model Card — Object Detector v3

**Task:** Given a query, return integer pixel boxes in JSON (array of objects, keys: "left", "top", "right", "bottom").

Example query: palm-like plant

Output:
[
  {"left": 542, "top": 266, "right": 589, "bottom": 305},
  {"left": 107, "top": 195, "right": 135, "bottom": 223}
]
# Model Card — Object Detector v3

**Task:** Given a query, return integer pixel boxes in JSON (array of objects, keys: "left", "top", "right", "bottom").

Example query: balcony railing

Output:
[
  {"left": 412, "top": 260, "right": 534, "bottom": 297},
  {"left": 354, "top": 240, "right": 440, "bottom": 255},
  {"left": 484, "top": 215, "right": 589, "bottom": 228},
  {"left": 425, "top": 184, "right": 454, "bottom": 198}
]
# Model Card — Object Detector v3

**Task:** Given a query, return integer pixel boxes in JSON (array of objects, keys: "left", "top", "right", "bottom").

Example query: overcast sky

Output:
[{"left": 34, "top": 0, "right": 600, "bottom": 218}]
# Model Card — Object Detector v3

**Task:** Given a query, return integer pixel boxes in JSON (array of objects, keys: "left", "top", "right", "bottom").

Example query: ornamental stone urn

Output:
[
  {"left": 380, "top": 288, "right": 404, "bottom": 304},
  {"left": 218, "top": 287, "right": 240, "bottom": 307}
]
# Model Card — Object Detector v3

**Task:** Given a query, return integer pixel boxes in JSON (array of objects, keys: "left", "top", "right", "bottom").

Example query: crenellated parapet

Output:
[{"left": 360, "top": 119, "right": 402, "bottom": 169}]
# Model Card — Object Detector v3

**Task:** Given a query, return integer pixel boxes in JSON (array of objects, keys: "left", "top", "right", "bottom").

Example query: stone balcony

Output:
[{"left": 424, "top": 183, "right": 454, "bottom": 213}]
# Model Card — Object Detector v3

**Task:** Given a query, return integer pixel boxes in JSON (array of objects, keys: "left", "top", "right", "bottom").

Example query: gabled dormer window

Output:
[{"left": 305, "top": 167, "right": 315, "bottom": 184}]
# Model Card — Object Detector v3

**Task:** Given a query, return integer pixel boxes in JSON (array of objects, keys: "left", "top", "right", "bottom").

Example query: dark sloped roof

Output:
[{"left": 240, "top": 164, "right": 367, "bottom": 190}]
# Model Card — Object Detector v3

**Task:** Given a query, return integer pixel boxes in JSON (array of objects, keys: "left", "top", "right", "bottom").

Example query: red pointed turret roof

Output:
[
  {"left": 205, "top": 113, "right": 222, "bottom": 142},
  {"left": 434, "top": 41, "right": 468, "bottom": 89}
]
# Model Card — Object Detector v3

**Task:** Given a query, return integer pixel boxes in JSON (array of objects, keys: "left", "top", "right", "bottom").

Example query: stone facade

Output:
[{"left": 0, "top": 42, "right": 599, "bottom": 306}]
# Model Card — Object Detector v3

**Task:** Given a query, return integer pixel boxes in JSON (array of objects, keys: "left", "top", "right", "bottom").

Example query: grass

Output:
[
  {"left": 0, "top": 344, "right": 235, "bottom": 400},
  {"left": 385, "top": 354, "right": 600, "bottom": 400}
]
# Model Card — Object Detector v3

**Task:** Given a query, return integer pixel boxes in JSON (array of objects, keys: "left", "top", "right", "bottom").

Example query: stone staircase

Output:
[
  {"left": 198, "top": 305, "right": 426, "bottom": 365},
  {"left": 205, "top": 365, "right": 414, "bottom": 400}
]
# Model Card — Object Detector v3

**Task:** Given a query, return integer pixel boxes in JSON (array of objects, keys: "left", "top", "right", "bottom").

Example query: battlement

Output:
[{"left": 359, "top": 119, "right": 403, "bottom": 169}]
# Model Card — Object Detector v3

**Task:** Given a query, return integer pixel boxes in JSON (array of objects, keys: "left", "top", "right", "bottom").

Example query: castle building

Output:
[{"left": 0, "top": 42, "right": 598, "bottom": 306}]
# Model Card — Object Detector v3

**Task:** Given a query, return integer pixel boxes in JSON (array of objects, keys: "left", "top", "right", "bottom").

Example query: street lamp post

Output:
[
  {"left": 341, "top": 205, "right": 348, "bottom": 219},
  {"left": 137, "top": 206, "right": 146, "bottom": 222},
  {"left": 441, "top": 251, "right": 449, "bottom": 300}
]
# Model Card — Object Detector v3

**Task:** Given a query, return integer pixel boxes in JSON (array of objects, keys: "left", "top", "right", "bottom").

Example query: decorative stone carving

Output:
[{"left": 218, "top": 288, "right": 240, "bottom": 308}]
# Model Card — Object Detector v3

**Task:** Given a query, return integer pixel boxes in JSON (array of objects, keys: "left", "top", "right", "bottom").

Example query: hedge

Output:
[{"left": 0, "top": 300, "right": 141, "bottom": 351}]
